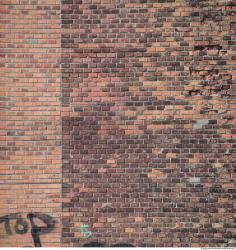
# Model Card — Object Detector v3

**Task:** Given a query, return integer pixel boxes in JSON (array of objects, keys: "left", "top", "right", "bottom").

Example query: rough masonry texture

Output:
[
  {"left": 0, "top": 0, "right": 235, "bottom": 247},
  {"left": 0, "top": 0, "right": 61, "bottom": 247}
]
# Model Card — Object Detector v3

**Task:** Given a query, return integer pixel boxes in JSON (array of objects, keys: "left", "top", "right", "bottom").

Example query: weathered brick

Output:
[
  {"left": 0, "top": 0, "right": 235, "bottom": 247},
  {"left": 61, "top": 0, "right": 235, "bottom": 247}
]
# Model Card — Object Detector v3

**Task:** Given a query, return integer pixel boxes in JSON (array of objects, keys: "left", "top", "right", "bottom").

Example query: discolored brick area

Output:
[
  {"left": 61, "top": 0, "right": 235, "bottom": 247},
  {"left": 1, "top": 0, "right": 236, "bottom": 247}
]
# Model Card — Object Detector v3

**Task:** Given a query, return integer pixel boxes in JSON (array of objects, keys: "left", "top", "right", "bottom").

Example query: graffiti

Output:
[
  {"left": 0, "top": 212, "right": 56, "bottom": 247},
  {"left": 82, "top": 242, "right": 105, "bottom": 247},
  {"left": 27, "top": 213, "right": 55, "bottom": 247},
  {"left": 82, "top": 242, "right": 134, "bottom": 247},
  {"left": 111, "top": 243, "right": 135, "bottom": 247},
  {"left": 80, "top": 224, "right": 92, "bottom": 238}
]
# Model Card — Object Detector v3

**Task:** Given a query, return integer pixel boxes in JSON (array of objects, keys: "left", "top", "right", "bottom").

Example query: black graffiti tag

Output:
[
  {"left": 0, "top": 213, "right": 25, "bottom": 235},
  {"left": 82, "top": 242, "right": 134, "bottom": 247},
  {"left": 0, "top": 213, "right": 56, "bottom": 247},
  {"left": 27, "top": 213, "right": 56, "bottom": 247},
  {"left": 15, "top": 216, "right": 29, "bottom": 234}
]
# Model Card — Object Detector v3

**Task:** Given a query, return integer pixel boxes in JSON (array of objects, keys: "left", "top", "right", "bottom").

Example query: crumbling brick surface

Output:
[
  {"left": 0, "top": 0, "right": 235, "bottom": 247},
  {"left": 61, "top": 0, "right": 235, "bottom": 247}
]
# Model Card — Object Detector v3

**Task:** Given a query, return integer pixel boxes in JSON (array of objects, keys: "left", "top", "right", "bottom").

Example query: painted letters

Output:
[
  {"left": 0, "top": 212, "right": 56, "bottom": 247},
  {"left": 82, "top": 242, "right": 134, "bottom": 247}
]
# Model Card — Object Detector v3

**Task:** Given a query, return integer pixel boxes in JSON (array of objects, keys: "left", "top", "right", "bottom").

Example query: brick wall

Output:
[
  {"left": 0, "top": 0, "right": 61, "bottom": 247},
  {"left": 1, "top": 0, "right": 235, "bottom": 247}
]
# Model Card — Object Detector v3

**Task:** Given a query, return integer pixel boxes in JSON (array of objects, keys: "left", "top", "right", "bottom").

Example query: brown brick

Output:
[{"left": 0, "top": 0, "right": 235, "bottom": 247}]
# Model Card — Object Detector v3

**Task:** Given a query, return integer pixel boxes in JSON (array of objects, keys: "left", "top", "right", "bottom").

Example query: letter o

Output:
[{"left": 14, "top": 217, "right": 28, "bottom": 234}]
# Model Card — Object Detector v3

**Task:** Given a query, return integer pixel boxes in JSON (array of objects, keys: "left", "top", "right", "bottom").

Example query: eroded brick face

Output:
[
  {"left": 0, "top": 0, "right": 235, "bottom": 247},
  {"left": 61, "top": 0, "right": 235, "bottom": 247}
]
